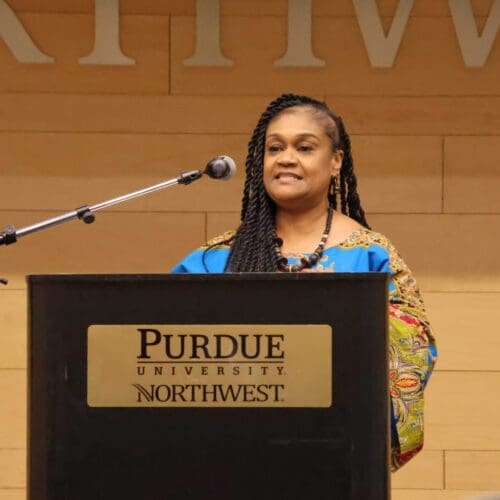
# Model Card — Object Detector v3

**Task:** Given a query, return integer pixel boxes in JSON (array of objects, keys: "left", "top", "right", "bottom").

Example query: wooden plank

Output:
[
  {"left": 447, "top": 452, "right": 500, "bottom": 490},
  {"left": 425, "top": 293, "right": 500, "bottom": 372},
  {"left": 206, "top": 212, "right": 239, "bottom": 242},
  {"left": 352, "top": 135, "right": 442, "bottom": 213},
  {"left": 207, "top": 213, "right": 500, "bottom": 292},
  {"left": 392, "top": 490, "right": 500, "bottom": 500},
  {"left": 391, "top": 450, "right": 444, "bottom": 489},
  {"left": 0, "top": 211, "right": 205, "bottom": 289},
  {"left": 7, "top": 0, "right": 496, "bottom": 17},
  {"left": 0, "top": 13, "right": 169, "bottom": 94},
  {"left": 0, "top": 450, "right": 24, "bottom": 488},
  {"left": 0, "top": 175, "right": 245, "bottom": 215},
  {"left": 0, "top": 94, "right": 271, "bottom": 134},
  {"left": 327, "top": 97, "right": 500, "bottom": 136},
  {"left": 0, "top": 370, "right": 26, "bottom": 448},
  {"left": 0, "top": 132, "right": 441, "bottom": 213},
  {"left": 444, "top": 137, "right": 500, "bottom": 214},
  {"left": 369, "top": 214, "right": 500, "bottom": 292},
  {"left": 0, "top": 490, "right": 25, "bottom": 500},
  {"left": 171, "top": 16, "right": 500, "bottom": 96},
  {"left": 0, "top": 94, "right": 499, "bottom": 136},
  {"left": 7, "top": 0, "right": 194, "bottom": 15},
  {"left": 0, "top": 132, "right": 248, "bottom": 212},
  {"left": 426, "top": 372, "right": 500, "bottom": 450},
  {"left": 0, "top": 133, "right": 247, "bottom": 178},
  {"left": 0, "top": 291, "right": 26, "bottom": 369}
]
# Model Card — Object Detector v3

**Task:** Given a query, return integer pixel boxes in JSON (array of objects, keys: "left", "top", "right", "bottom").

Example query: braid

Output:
[
  {"left": 223, "top": 93, "right": 370, "bottom": 272},
  {"left": 334, "top": 116, "right": 370, "bottom": 229}
]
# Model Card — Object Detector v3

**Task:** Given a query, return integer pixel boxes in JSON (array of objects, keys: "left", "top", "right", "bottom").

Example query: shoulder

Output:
[
  {"left": 336, "top": 224, "right": 408, "bottom": 274},
  {"left": 336, "top": 221, "right": 395, "bottom": 256},
  {"left": 201, "top": 230, "right": 236, "bottom": 250},
  {"left": 171, "top": 230, "right": 235, "bottom": 273}
]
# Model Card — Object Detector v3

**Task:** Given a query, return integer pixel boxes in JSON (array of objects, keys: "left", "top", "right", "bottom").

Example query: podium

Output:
[{"left": 28, "top": 273, "right": 390, "bottom": 500}]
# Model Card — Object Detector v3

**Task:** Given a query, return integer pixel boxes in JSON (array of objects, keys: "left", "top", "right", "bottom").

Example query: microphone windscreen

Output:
[{"left": 205, "top": 156, "right": 237, "bottom": 180}]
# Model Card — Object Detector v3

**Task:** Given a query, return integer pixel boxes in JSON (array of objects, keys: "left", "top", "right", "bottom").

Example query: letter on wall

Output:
[
  {"left": 79, "top": 0, "right": 135, "bottom": 65},
  {"left": 184, "top": 0, "right": 233, "bottom": 66},
  {"left": 353, "top": 0, "right": 414, "bottom": 68},
  {"left": 0, "top": 0, "right": 54, "bottom": 63},
  {"left": 449, "top": 0, "right": 499, "bottom": 67},
  {"left": 274, "top": 0, "right": 325, "bottom": 67}
]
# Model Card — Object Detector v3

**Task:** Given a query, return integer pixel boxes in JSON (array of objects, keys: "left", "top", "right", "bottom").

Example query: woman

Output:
[{"left": 173, "top": 94, "right": 437, "bottom": 471}]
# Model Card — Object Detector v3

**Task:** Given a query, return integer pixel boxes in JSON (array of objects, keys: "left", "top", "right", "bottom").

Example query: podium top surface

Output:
[{"left": 27, "top": 272, "right": 388, "bottom": 284}]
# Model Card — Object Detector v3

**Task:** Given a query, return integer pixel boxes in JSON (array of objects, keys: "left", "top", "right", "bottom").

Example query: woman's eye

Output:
[
  {"left": 298, "top": 144, "right": 314, "bottom": 152},
  {"left": 267, "top": 144, "right": 282, "bottom": 153}
]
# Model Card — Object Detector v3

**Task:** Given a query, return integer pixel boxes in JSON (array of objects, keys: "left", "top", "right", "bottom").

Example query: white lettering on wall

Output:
[
  {"left": 0, "top": 0, "right": 54, "bottom": 63},
  {"left": 274, "top": 0, "right": 325, "bottom": 67},
  {"left": 353, "top": 0, "right": 414, "bottom": 68},
  {"left": 79, "top": 0, "right": 135, "bottom": 65},
  {"left": 0, "top": 0, "right": 496, "bottom": 69},
  {"left": 449, "top": 0, "right": 499, "bottom": 67},
  {"left": 183, "top": 0, "right": 233, "bottom": 66}
]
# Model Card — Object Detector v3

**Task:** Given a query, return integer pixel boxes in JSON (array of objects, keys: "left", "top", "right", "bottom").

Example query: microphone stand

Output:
[{"left": 0, "top": 169, "right": 204, "bottom": 284}]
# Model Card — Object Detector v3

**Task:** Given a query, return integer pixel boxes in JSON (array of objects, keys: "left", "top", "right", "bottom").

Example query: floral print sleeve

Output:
[{"left": 384, "top": 238, "right": 437, "bottom": 471}]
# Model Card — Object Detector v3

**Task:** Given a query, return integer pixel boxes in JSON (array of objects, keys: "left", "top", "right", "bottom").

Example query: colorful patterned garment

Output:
[{"left": 172, "top": 228, "right": 437, "bottom": 471}]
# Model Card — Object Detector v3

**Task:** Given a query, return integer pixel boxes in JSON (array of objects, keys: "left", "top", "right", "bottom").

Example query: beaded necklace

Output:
[{"left": 274, "top": 206, "right": 333, "bottom": 272}]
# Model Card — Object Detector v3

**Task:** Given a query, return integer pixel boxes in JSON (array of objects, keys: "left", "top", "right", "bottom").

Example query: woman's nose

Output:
[{"left": 277, "top": 147, "right": 298, "bottom": 165}]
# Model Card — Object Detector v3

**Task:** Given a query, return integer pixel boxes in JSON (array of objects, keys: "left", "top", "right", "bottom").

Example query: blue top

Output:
[{"left": 172, "top": 227, "right": 437, "bottom": 471}]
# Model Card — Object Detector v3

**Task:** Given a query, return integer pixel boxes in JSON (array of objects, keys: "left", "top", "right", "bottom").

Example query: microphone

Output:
[
  {"left": 204, "top": 156, "right": 237, "bottom": 181},
  {"left": 0, "top": 156, "right": 238, "bottom": 249}
]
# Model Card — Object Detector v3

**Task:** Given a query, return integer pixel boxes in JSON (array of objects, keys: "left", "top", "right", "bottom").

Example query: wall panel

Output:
[
  {"left": 0, "top": 449, "right": 24, "bottom": 489},
  {"left": 0, "top": 291, "right": 26, "bottom": 369},
  {"left": 391, "top": 450, "right": 444, "bottom": 489},
  {"left": 352, "top": 135, "right": 442, "bottom": 213},
  {"left": 426, "top": 372, "right": 500, "bottom": 450},
  {"left": 0, "top": 14, "right": 170, "bottom": 94},
  {"left": 7, "top": 0, "right": 196, "bottom": 15},
  {"left": 1, "top": 95, "right": 499, "bottom": 135},
  {"left": 7, "top": 0, "right": 497, "bottom": 17},
  {"left": 370, "top": 214, "right": 500, "bottom": 292},
  {"left": 444, "top": 136, "right": 500, "bottom": 214},
  {"left": 0, "top": 490, "right": 25, "bottom": 500},
  {"left": 0, "top": 211, "right": 205, "bottom": 289},
  {"left": 0, "top": 132, "right": 441, "bottom": 213},
  {"left": 392, "top": 491, "right": 499, "bottom": 500},
  {"left": 425, "top": 293, "right": 500, "bottom": 372},
  {"left": 0, "top": 370, "right": 25, "bottom": 449},
  {"left": 0, "top": 94, "right": 270, "bottom": 134},
  {"left": 446, "top": 452, "right": 500, "bottom": 490},
  {"left": 326, "top": 97, "right": 500, "bottom": 136}
]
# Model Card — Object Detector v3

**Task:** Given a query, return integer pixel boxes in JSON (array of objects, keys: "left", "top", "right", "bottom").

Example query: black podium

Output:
[{"left": 28, "top": 273, "right": 390, "bottom": 500}]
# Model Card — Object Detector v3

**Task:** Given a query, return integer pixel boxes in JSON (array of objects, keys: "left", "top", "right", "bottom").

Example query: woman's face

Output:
[{"left": 263, "top": 107, "right": 343, "bottom": 211}]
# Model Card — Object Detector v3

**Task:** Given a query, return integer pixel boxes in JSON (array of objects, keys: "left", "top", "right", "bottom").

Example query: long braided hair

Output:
[{"left": 205, "top": 94, "right": 369, "bottom": 272}]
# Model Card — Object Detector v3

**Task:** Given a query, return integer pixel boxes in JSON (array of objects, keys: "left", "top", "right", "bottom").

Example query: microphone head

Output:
[{"left": 204, "top": 155, "right": 237, "bottom": 181}]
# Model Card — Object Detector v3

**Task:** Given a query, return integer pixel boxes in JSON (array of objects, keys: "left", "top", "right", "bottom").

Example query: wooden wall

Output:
[{"left": 0, "top": 1, "right": 499, "bottom": 498}]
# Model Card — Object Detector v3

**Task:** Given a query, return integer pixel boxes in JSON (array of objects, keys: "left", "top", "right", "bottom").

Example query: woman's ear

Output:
[{"left": 330, "top": 150, "right": 344, "bottom": 177}]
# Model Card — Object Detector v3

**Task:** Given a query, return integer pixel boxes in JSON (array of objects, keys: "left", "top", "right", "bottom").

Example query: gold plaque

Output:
[{"left": 87, "top": 324, "right": 332, "bottom": 407}]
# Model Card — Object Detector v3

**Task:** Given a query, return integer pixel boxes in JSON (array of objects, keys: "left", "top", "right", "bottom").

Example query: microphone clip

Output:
[
  {"left": 0, "top": 225, "right": 17, "bottom": 246},
  {"left": 178, "top": 170, "right": 203, "bottom": 185}
]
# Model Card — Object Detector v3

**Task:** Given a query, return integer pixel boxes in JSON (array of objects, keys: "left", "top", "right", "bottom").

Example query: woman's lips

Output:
[{"left": 275, "top": 173, "right": 302, "bottom": 182}]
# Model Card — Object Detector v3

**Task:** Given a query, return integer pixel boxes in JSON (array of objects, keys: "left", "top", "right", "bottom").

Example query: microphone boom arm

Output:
[{"left": 0, "top": 169, "right": 203, "bottom": 247}]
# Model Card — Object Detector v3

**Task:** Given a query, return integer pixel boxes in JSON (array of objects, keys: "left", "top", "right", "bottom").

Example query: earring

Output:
[
  {"left": 329, "top": 177, "right": 335, "bottom": 197},
  {"left": 332, "top": 176, "right": 341, "bottom": 194}
]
